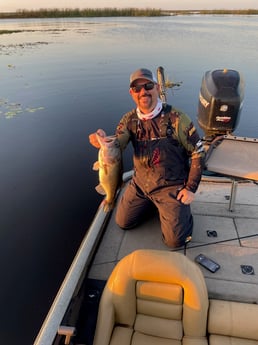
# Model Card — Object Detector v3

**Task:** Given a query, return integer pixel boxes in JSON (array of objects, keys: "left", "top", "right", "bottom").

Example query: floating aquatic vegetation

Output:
[
  {"left": 0, "top": 99, "right": 7, "bottom": 106},
  {"left": 26, "top": 107, "right": 45, "bottom": 113},
  {"left": 5, "top": 110, "right": 23, "bottom": 119},
  {"left": 0, "top": 98, "right": 44, "bottom": 119},
  {"left": 4, "top": 102, "right": 22, "bottom": 118},
  {"left": 0, "top": 42, "right": 49, "bottom": 56}
]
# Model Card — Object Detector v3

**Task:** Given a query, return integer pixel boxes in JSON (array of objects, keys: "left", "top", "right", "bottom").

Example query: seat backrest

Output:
[
  {"left": 208, "top": 299, "right": 258, "bottom": 345},
  {"left": 93, "top": 249, "right": 209, "bottom": 345}
]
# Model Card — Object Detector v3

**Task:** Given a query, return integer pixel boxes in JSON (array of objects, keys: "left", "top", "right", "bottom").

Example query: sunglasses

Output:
[{"left": 131, "top": 82, "right": 155, "bottom": 93}]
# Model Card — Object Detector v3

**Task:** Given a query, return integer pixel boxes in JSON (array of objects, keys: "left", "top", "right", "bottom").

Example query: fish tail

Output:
[{"left": 102, "top": 199, "right": 115, "bottom": 213}]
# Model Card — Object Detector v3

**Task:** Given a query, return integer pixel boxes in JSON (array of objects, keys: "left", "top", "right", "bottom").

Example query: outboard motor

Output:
[{"left": 197, "top": 69, "right": 244, "bottom": 138}]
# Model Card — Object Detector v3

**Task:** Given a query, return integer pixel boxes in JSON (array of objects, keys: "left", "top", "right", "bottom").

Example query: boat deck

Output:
[{"left": 88, "top": 177, "right": 258, "bottom": 303}]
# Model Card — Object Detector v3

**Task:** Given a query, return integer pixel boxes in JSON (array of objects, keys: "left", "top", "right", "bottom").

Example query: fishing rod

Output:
[
  {"left": 178, "top": 232, "right": 258, "bottom": 255},
  {"left": 157, "top": 66, "right": 167, "bottom": 106},
  {"left": 157, "top": 66, "right": 183, "bottom": 107}
]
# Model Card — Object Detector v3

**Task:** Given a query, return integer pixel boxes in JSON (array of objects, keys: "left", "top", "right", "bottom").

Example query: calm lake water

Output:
[{"left": 0, "top": 15, "right": 258, "bottom": 344}]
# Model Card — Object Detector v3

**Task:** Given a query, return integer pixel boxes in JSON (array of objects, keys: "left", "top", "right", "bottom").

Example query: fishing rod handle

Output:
[{"left": 157, "top": 66, "right": 167, "bottom": 105}]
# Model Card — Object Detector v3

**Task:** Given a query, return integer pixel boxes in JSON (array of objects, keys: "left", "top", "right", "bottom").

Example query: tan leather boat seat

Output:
[
  {"left": 93, "top": 249, "right": 209, "bottom": 345},
  {"left": 208, "top": 299, "right": 258, "bottom": 345}
]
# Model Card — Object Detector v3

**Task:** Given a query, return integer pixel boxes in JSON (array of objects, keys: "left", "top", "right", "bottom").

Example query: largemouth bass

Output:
[{"left": 91, "top": 129, "right": 122, "bottom": 212}]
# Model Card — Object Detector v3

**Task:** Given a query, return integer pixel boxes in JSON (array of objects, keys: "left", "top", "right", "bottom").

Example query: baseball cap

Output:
[{"left": 130, "top": 68, "right": 157, "bottom": 87}]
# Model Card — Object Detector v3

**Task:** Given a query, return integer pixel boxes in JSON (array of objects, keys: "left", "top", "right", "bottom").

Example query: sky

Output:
[{"left": 1, "top": 0, "right": 258, "bottom": 12}]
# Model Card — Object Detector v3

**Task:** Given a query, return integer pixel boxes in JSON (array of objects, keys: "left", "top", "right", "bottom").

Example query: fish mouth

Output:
[{"left": 104, "top": 135, "right": 117, "bottom": 142}]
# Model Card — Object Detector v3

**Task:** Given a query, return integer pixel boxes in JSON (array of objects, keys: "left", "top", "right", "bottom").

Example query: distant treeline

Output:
[
  {"left": 0, "top": 8, "right": 164, "bottom": 18},
  {"left": 0, "top": 8, "right": 258, "bottom": 19},
  {"left": 175, "top": 9, "right": 258, "bottom": 15}
]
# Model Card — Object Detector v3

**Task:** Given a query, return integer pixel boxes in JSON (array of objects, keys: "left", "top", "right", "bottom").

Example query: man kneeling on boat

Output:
[{"left": 90, "top": 68, "right": 205, "bottom": 248}]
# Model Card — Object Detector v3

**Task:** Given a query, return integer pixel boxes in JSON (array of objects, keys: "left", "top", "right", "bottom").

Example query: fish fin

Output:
[
  {"left": 93, "top": 161, "right": 99, "bottom": 170},
  {"left": 95, "top": 184, "right": 106, "bottom": 195},
  {"left": 89, "top": 133, "right": 101, "bottom": 148}
]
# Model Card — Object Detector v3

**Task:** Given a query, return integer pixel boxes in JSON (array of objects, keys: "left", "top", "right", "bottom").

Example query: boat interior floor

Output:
[
  {"left": 89, "top": 177, "right": 258, "bottom": 303},
  {"left": 74, "top": 177, "right": 258, "bottom": 345}
]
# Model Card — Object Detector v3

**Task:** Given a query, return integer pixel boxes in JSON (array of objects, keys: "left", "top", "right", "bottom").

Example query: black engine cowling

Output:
[{"left": 197, "top": 69, "right": 244, "bottom": 138}]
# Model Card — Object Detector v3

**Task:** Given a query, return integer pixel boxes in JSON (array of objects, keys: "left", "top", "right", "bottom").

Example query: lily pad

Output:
[
  {"left": 26, "top": 106, "right": 45, "bottom": 113},
  {"left": 0, "top": 99, "right": 44, "bottom": 119}
]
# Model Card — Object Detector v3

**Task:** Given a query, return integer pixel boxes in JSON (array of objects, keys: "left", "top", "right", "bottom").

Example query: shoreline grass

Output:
[
  {"left": 0, "top": 29, "right": 22, "bottom": 34},
  {"left": 0, "top": 8, "right": 258, "bottom": 19},
  {"left": 177, "top": 9, "right": 258, "bottom": 15},
  {"left": 0, "top": 8, "right": 164, "bottom": 19}
]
